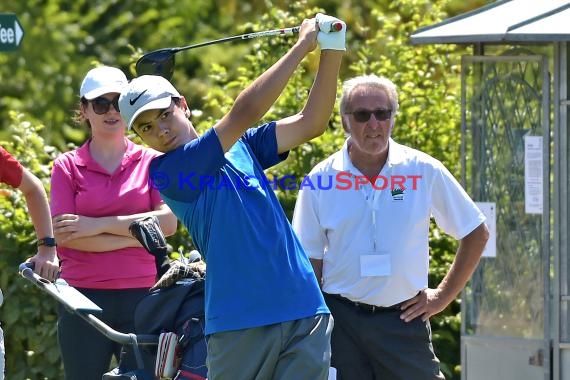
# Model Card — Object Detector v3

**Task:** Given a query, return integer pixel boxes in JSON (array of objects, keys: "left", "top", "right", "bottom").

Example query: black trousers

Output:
[
  {"left": 323, "top": 293, "right": 445, "bottom": 380},
  {"left": 57, "top": 288, "right": 151, "bottom": 380}
]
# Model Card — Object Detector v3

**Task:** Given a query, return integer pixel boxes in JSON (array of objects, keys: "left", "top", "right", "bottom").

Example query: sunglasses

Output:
[
  {"left": 347, "top": 109, "right": 392, "bottom": 123},
  {"left": 89, "top": 96, "right": 120, "bottom": 115}
]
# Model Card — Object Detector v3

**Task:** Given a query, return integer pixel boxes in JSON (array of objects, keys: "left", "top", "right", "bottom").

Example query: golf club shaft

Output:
[
  {"left": 173, "top": 27, "right": 301, "bottom": 53},
  {"left": 136, "top": 21, "right": 343, "bottom": 79}
]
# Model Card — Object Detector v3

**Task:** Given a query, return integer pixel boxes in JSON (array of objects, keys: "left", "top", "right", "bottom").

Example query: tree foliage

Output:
[
  {"left": 0, "top": 0, "right": 487, "bottom": 378},
  {"left": 0, "top": 114, "right": 60, "bottom": 380}
]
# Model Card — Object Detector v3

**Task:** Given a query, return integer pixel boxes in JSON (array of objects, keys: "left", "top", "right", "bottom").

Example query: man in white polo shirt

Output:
[{"left": 292, "top": 74, "right": 489, "bottom": 380}]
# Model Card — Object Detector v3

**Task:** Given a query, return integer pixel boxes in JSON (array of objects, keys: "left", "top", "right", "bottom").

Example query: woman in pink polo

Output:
[{"left": 50, "top": 66, "right": 177, "bottom": 380}]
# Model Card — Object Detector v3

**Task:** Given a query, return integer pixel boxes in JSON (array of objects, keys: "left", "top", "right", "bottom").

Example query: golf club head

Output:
[{"left": 136, "top": 49, "right": 176, "bottom": 80}]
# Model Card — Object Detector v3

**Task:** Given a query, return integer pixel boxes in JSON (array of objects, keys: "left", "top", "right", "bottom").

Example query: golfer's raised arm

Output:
[
  {"left": 276, "top": 13, "right": 345, "bottom": 153},
  {"left": 214, "top": 14, "right": 345, "bottom": 153}
]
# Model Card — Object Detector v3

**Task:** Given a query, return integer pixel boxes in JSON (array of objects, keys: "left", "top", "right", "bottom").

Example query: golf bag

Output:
[
  {"left": 134, "top": 276, "right": 207, "bottom": 379},
  {"left": 101, "top": 265, "right": 207, "bottom": 380},
  {"left": 119, "top": 216, "right": 208, "bottom": 379}
]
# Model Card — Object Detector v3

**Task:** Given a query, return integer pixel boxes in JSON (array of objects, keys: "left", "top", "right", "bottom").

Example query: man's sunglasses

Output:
[
  {"left": 347, "top": 109, "right": 392, "bottom": 123},
  {"left": 89, "top": 96, "right": 120, "bottom": 115}
]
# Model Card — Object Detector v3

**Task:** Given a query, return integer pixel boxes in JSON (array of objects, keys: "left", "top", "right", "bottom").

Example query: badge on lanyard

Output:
[{"left": 360, "top": 252, "right": 391, "bottom": 277}]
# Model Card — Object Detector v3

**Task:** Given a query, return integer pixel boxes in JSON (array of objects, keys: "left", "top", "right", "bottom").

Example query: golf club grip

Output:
[
  {"left": 241, "top": 27, "right": 300, "bottom": 39},
  {"left": 242, "top": 22, "right": 343, "bottom": 39}
]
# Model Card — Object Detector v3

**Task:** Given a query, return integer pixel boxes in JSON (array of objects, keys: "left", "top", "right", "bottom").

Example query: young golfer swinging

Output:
[{"left": 119, "top": 13, "right": 345, "bottom": 380}]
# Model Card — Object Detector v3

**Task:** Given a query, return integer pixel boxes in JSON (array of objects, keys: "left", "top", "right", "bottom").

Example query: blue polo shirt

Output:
[{"left": 150, "top": 122, "right": 329, "bottom": 335}]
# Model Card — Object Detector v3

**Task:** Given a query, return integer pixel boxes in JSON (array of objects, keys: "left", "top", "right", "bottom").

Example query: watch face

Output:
[{"left": 39, "top": 238, "right": 57, "bottom": 247}]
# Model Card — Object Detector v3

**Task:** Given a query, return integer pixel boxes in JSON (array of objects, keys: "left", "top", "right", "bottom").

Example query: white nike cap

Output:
[
  {"left": 80, "top": 66, "right": 128, "bottom": 100},
  {"left": 119, "top": 75, "right": 181, "bottom": 130}
]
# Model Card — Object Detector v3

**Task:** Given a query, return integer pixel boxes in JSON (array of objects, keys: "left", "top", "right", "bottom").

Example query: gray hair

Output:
[{"left": 340, "top": 74, "right": 400, "bottom": 119}]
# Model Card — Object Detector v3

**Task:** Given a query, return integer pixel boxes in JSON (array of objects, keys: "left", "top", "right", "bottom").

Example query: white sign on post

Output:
[{"left": 524, "top": 135, "right": 543, "bottom": 215}]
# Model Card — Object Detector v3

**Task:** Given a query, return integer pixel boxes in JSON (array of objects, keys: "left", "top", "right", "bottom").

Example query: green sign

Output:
[{"left": 0, "top": 13, "right": 24, "bottom": 52}]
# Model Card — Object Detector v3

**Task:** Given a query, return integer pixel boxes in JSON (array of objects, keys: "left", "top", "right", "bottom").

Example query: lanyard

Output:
[{"left": 358, "top": 179, "right": 379, "bottom": 251}]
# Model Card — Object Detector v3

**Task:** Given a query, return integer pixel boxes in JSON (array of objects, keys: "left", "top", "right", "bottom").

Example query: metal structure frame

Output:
[{"left": 410, "top": 1, "right": 570, "bottom": 378}]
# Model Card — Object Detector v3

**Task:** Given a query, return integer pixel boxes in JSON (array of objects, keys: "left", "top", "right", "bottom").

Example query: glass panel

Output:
[{"left": 462, "top": 53, "right": 545, "bottom": 339}]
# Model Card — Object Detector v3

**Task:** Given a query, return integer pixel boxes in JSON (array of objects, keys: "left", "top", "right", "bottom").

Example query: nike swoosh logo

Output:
[{"left": 129, "top": 89, "right": 148, "bottom": 106}]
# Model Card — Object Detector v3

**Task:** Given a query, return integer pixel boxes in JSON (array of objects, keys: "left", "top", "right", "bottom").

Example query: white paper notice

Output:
[
  {"left": 524, "top": 135, "right": 543, "bottom": 214},
  {"left": 475, "top": 202, "right": 497, "bottom": 258}
]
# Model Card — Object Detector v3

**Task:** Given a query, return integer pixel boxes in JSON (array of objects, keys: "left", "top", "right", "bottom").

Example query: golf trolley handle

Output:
[
  {"left": 82, "top": 314, "right": 157, "bottom": 346},
  {"left": 18, "top": 262, "right": 158, "bottom": 346}
]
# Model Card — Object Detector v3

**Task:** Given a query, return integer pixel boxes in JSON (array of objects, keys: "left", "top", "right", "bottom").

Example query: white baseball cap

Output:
[
  {"left": 80, "top": 66, "right": 128, "bottom": 100},
  {"left": 119, "top": 75, "right": 181, "bottom": 130}
]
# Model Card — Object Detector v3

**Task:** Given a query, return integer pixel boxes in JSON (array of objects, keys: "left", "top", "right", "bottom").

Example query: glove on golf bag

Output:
[
  {"left": 316, "top": 13, "right": 346, "bottom": 51},
  {"left": 150, "top": 259, "right": 206, "bottom": 291},
  {"left": 129, "top": 216, "right": 170, "bottom": 278}
]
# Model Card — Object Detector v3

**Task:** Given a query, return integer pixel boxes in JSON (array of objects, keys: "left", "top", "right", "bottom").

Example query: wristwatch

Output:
[{"left": 37, "top": 237, "right": 57, "bottom": 247}]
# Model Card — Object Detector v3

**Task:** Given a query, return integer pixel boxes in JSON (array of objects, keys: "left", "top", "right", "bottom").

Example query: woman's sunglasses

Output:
[
  {"left": 89, "top": 96, "right": 120, "bottom": 115},
  {"left": 347, "top": 109, "right": 392, "bottom": 123}
]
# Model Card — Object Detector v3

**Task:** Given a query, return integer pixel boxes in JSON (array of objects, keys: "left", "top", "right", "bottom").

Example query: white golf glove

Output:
[{"left": 316, "top": 13, "right": 346, "bottom": 51}]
